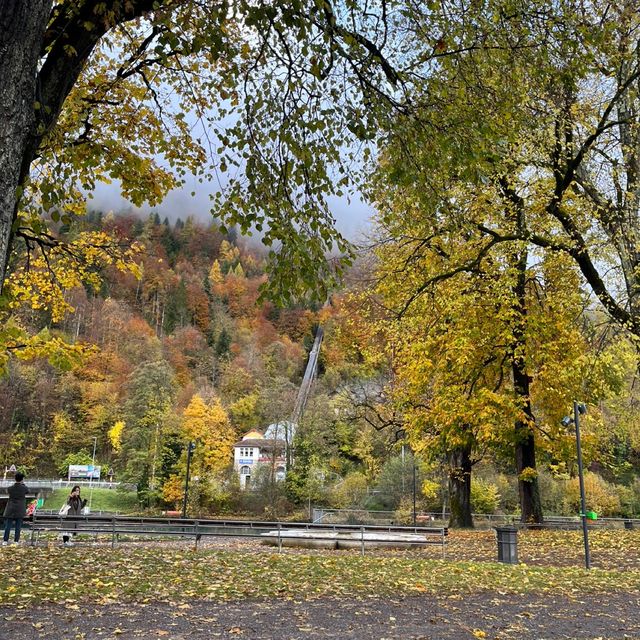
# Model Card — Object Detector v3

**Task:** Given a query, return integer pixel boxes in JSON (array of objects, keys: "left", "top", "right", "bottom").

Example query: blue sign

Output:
[{"left": 239, "top": 459, "right": 254, "bottom": 465}]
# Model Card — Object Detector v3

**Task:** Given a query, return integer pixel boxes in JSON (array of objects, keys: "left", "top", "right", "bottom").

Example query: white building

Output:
[{"left": 233, "top": 428, "right": 290, "bottom": 489}]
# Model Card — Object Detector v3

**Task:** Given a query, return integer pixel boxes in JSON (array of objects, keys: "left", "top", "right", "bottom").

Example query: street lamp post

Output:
[
  {"left": 573, "top": 401, "right": 591, "bottom": 570},
  {"left": 563, "top": 402, "right": 590, "bottom": 570},
  {"left": 412, "top": 456, "right": 417, "bottom": 527},
  {"left": 89, "top": 436, "right": 97, "bottom": 511},
  {"left": 182, "top": 441, "right": 195, "bottom": 519}
]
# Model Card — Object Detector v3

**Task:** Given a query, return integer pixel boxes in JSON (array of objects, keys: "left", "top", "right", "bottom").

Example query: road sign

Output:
[{"left": 7, "top": 465, "right": 17, "bottom": 472}]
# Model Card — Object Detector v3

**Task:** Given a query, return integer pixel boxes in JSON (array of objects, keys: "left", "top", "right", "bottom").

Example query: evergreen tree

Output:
[{"left": 215, "top": 328, "right": 232, "bottom": 360}]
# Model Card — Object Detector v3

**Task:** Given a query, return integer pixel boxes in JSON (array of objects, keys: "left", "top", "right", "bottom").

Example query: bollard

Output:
[
  {"left": 624, "top": 520, "right": 634, "bottom": 530},
  {"left": 30, "top": 511, "right": 36, "bottom": 547},
  {"left": 495, "top": 526, "right": 518, "bottom": 564}
]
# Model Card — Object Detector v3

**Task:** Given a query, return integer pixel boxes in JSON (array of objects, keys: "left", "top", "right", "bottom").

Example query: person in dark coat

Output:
[
  {"left": 2, "top": 472, "right": 29, "bottom": 545},
  {"left": 62, "top": 485, "right": 87, "bottom": 547}
]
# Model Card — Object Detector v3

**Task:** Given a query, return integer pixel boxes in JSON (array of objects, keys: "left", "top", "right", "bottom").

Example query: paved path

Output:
[{"left": 2, "top": 592, "right": 639, "bottom": 639}]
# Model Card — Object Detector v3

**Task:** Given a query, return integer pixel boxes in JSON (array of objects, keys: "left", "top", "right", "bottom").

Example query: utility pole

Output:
[
  {"left": 401, "top": 444, "right": 406, "bottom": 494},
  {"left": 412, "top": 455, "right": 417, "bottom": 527},
  {"left": 182, "top": 441, "right": 195, "bottom": 519}
]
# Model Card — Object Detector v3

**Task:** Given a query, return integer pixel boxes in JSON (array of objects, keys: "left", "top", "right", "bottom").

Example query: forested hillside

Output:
[
  {"left": 2, "top": 209, "right": 640, "bottom": 521},
  {"left": 0, "top": 212, "right": 393, "bottom": 514}
]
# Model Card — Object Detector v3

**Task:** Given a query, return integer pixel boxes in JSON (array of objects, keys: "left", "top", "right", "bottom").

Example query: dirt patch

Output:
[{"left": 2, "top": 592, "right": 639, "bottom": 639}]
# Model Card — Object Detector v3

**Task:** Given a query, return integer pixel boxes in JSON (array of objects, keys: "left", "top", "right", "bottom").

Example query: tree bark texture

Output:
[
  {"left": 0, "top": 0, "right": 52, "bottom": 292},
  {"left": 511, "top": 245, "right": 544, "bottom": 524},
  {"left": 0, "top": 0, "right": 160, "bottom": 295},
  {"left": 448, "top": 444, "right": 473, "bottom": 529},
  {"left": 513, "top": 361, "right": 544, "bottom": 524},
  {"left": 500, "top": 178, "right": 544, "bottom": 525}
]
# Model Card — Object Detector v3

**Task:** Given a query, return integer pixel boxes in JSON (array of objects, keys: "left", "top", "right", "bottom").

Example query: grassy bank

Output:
[
  {"left": 43, "top": 487, "right": 139, "bottom": 514},
  {"left": 0, "top": 545, "right": 639, "bottom": 606}
]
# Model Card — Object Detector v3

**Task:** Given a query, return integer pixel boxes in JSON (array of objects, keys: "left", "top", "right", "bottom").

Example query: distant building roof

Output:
[
  {"left": 264, "top": 421, "right": 296, "bottom": 445},
  {"left": 241, "top": 430, "right": 264, "bottom": 440},
  {"left": 233, "top": 438, "right": 284, "bottom": 450}
]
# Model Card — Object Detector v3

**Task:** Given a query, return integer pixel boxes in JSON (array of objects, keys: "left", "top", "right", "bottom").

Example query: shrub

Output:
[
  {"left": 394, "top": 497, "right": 418, "bottom": 525},
  {"left": 56, "top": 451, "right": 93, "bottom": 478},
  {"left": 470, "top": 478, "right": 500, "bottom": 514},
  {"left": 329, "top": 472, "right": 368, "bottom": 509},
  {"left": 238, "top": 464, "right": 292, "bottom": 518},
  {"left": 494, "top": 473, "right": 519, "bottom": 513},
  {"left": 470, "top": 463, "right": 516, "bottom": 513},
  {"left": 372, "top": 455, "right": 421, "bottom": 510},
  {"left": 616, "top": 484, "right": 635, "bottom": 518},
  {"left": 630, "top": 477, "right": 640, "bottom": 516},
  {"left": 161, "top": 474, "right": 183, "bottom": 508},
  {"left": 538, "top": 469, "right": 571, "bottom": 516},
  {"left": 421, "top": 478, "right": 443, "bottom": 512},
  {"left": 563, "top": 472, "right": 621, "bottom": 517}
]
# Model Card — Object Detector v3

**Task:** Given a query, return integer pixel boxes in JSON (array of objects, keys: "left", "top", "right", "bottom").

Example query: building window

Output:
[
  {"left": 276, "top": 466, "right": 286, "bottom": 481},
  {"left": 240, "top": 465, "right": 251, "bottom": 476}
]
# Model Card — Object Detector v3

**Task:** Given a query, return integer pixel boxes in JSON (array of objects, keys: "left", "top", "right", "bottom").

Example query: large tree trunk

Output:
[
  {"left": 513, "top": 359, "right": 544, "bottom": 524},
  {"left": 501, "top": 180, "right": 544, "bottom": 525},
  {"left": 0, "top": 1, "right": 52, "bottom": 292},
  {"left": 511, "top": 239, "right": 544, "bottom": 524},
  {"left": 0, "top": 1, "right": 160, "bottom": 295},
  {"left": 448, "top": 444, "right": 473, "bottom": 528}
]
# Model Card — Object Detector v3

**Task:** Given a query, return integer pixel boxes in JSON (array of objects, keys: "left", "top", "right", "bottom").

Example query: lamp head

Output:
[
  {"left": 561, "top": 416, "right": 573, "bottom": 428},
  {"left": 395, "top": 428, "right": 406, "bottom": 443},
  {"left": 577, "top": 403, "right": 587, "bottom": 415}
]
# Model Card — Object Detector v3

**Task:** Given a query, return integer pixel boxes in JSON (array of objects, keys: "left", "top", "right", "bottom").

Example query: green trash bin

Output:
[{"left": 495, "top": 526, "right": 518, "bottom": 564}]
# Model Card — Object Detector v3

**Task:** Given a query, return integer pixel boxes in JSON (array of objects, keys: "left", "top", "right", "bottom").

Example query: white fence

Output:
[{"left": 0, "top": 479, "right": 136, "bottom": 491}]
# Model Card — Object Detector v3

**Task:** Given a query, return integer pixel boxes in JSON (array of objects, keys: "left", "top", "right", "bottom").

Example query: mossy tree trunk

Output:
[{"left": 448, "top": 444, "right": 473, "bottom": 528}]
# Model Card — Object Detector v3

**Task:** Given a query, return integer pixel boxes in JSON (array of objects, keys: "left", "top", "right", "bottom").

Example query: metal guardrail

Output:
[
  {"left": 29, "top": 513, "right": 447, "bottom": 534},
  {"left": 35, "top": 509, "right": 120, "bottom": 516},
  {"left": 25, "top": 514, "right": 448, "bottom": 555},
  {"left": 313, "top": 508, "right": 397, "bottom": 524},
  {"left": 312, "top": 508, "right": 640, "bottom": 529},
  {"left": 0, "top": 479, "right": 136, "bottom": 491},
  {"left": 445, "top": 513, "right": 640, "bottom": 529}
]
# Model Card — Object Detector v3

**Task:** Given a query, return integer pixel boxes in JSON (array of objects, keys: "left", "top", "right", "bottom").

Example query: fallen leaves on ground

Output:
[
  {"left": 444, "top": 528, "right": 640, "bottom": 570},
  {"left": 1, "top": 530, "right": 640, "bottom": 607}
]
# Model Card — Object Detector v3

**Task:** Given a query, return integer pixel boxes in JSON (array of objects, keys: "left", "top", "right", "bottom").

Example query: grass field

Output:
[
  {"left": 43, "top": 487, "right": 140, "bottom": 513},
  {"left": 2, "top": 530, "right": 640, "bottom": 639},
  {"left": 1, "top": 541, "right": 639, "bottom": 606},
  {"left": 1, "top": 530, "right": 640, "bottom": 605}
]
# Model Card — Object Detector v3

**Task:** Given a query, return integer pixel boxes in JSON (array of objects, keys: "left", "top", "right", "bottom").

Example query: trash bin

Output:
[
  {"left": 495, "top": 526, "right": 518, "bottom": 564},
  {"left": 624, "top": 520, "right": 634, "bottom": 530}
]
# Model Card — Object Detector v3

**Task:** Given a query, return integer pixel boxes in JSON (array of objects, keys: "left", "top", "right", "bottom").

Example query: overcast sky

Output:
[{"left": 90, "top": 179, "right": 373, "bottom": 242}]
